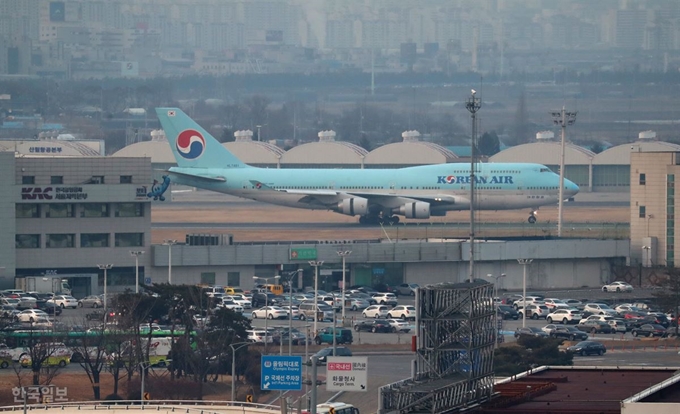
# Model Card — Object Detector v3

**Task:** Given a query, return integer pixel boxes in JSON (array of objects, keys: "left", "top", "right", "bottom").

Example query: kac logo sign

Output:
[{"left": 21, "top": 187, "right": 53, "bottom": 200}]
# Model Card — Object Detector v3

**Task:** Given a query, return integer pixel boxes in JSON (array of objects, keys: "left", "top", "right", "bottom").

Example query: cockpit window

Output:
[{"left": 540, "top": 168, "right": 550, "bottom": 172}]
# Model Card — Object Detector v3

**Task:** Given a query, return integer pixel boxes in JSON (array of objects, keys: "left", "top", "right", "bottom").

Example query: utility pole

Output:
[
  {"left": 551, "top": 107, "right": 577, "bottom": 237},
  {"left": 465, "top": 90, "right": 481, "bottom": 283}
]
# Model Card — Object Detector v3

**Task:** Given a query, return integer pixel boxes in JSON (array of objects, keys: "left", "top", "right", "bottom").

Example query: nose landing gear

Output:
[{"left": 528, "top": 210, "right": 537, "bottom": 224}]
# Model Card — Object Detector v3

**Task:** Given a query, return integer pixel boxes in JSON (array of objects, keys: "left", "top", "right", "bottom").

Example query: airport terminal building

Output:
[{"left": 0, "top": 152, "right": 152, "bottom": 295}]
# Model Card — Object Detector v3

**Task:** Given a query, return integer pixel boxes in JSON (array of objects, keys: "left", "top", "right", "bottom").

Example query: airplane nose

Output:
[{"left": 565, "top": 179, "right": 579, "bottom": 197}]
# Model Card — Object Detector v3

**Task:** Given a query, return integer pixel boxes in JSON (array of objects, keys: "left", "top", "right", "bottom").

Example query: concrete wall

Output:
[{"left": 622, "top": 402, "right": 680, "bottom": 414}]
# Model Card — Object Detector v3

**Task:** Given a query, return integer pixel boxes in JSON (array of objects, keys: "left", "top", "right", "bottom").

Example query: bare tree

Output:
[
  {"left": 13, "top": 328, "right": 66, "bottom": 386},
  {"left": 72, "top": 323, "right": 109, "bottom": 400}
]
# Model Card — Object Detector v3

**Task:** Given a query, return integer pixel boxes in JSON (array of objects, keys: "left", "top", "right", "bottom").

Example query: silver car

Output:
[
  {"left": 78, "top": 295, "right": 103, "bottom": 308},
  {"left": 348, "top": 298, "right": 370, "bottom": 311}
]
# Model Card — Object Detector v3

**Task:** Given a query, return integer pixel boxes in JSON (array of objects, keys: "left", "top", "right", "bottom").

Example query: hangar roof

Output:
[
  {"left": 281, "top": 141, "right": 368, "bottom": 165},
  {"left": 594, "top": 140, "right": 680, "bottom": 165},
  {"left": 365, "top": 141, "right": 458, "bottom": 165},
  {"left": 489, "top": 141, "right": 595, "bottom": 165},
  {"left": 0, "top": 139, "right": 102, "bottom": 156},
  {"left": 112, "top": 141, "right": 174, "bottom": 163}
]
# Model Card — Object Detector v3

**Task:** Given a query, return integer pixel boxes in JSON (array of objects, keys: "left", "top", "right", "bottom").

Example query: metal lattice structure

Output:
[{"left": 379, "top": 281, "right": 496, "bottom": 413}]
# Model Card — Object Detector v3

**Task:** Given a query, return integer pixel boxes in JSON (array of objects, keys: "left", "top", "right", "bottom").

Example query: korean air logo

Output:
[
  {"left": 176, "top": 129, "right": 206, "bottom": 160},
  {"left": 445, "top": 176, "right": 456, "bottom": 184}
]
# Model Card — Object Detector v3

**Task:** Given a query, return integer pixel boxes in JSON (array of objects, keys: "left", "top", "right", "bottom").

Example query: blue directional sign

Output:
[{"left": 260, "top": 355, "right": 303, "bottom": 391}]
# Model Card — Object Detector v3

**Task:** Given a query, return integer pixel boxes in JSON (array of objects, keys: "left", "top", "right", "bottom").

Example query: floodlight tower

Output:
[
  {"left": 551, "top": 107, "right": 577, "bottom": 237},
  {"left": 465, "top": 90, "right": 481, "bottom": 282}
]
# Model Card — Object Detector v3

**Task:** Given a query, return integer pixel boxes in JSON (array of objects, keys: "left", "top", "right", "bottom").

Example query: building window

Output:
[
  {"left": 51, "top": 176, "right": 63, "bottom": 184},
  {"left": 81, "top": 203, "right": 109, "bottom": 218},
  {"left": 90, "top": 176, "right": 105, "bottom": 184},
  {"left": 227, "top": 272, "right": 240, "bottom": 287},
  {"left": 120, "top": 175, "right": 133, "bottom": 184},
  {"left": 115, "top": 203, "right": 144, "bottom": 217},
  {"left": 639, "top": 173, "right": 646, "bottom": 185},
  {"left": 46, "top": 234, "right": 75, "bottom": 248},
  {"left": 16, "top": 234, "right": 40, "bottom": 249},
  {"left": 81, "top": 233, "right": 109, "bottom": 248},
  {"left": 639, "top": 206, "right": 646, "bottom": 218},
  {"left": 115, "top": 233, "right": 143, "bottom": 247},
  {"left": 16, "top": 204, "right": 40, "bottom": 218},
  {"left": 46, "top": 204, "right": 75, "bottom": 218},
  {"left": 201, "top": 272, "right": 216, "bottom": 285},
  {"left": 22, "top": 176, "right": 35, "bottom": 184}
]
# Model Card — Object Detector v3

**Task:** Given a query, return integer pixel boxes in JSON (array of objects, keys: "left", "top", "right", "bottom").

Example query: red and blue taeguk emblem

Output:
[{"left": 176, "top": 129, "right": 206, "bottom": 160}]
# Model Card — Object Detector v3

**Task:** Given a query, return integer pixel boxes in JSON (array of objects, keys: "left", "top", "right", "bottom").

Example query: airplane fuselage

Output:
[{"left": 168, "top": 162, "right": 578, "bottom": 217}]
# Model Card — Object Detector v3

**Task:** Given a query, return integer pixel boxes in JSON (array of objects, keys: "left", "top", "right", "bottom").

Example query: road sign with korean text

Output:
[
  {"left": 260, "top": 356, "right": 302, "bottom": 391},
  {"left": 326, "top": 357, "right": 368, "bottom": 392}
]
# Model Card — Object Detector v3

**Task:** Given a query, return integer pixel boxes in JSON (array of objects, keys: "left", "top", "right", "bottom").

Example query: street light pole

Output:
[
  {"left": 130, "top": 251, "right": 145, "bottom": 294},
  {"left": 96, "top": 264, "right": 113, "bottom": 310},
  {"left": 285, "top": 269, "right": 302, "bottom": 356},
  {"left": 337, "top": 250, "right": 352, "bottom": 325},
  {"left": 308, "top": 261, "right": 324, "bottom": 336},
  {"left": 163, "top": 239, "right": 177, "bottom": 284},
  {"left": 517, "top": 259, "right": 533, "bottom": 328},
  {"left": 551, "top": 107, "right": 577, "bottom": 237},
  {"left": 230, "top": 342, "right": 250, "bottom": 402},
  {"left": 466, "top": 90, "right": 481, "bottom": 283},
  {"left": 254, "top": 275, "right": 280, "bottom": 355}
]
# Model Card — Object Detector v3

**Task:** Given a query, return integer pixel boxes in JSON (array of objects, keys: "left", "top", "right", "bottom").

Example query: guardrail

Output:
[{"left": 0, "top": 401, "right": 280, "bottom": 414}]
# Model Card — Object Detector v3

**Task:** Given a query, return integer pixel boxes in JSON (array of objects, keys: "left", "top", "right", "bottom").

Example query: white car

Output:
[
  {"left": 371, "top": 293, "right": 398, "bottom": 306},
  {"left": 252, "top": 306, "right": 288, "bottom": 320},
  {"left": 513, "top": 296, "right": 544, "bottom": 309},
  {"left": 228, "top": 294, "right": 252, "bottom": 309},
  {"left": 602, "top": 281, "right": 633, "bottom": 292},
  {"left": 362, "top": 305, "right": 390, "bottom": 319},
  {"left": 579, "top": 315, "right": 615, "bottom": 324},
  {"left": 219, "top": 297, "right": 244, "bottom": 313},
  {"left": 546, "top": 309, "right": 582, "bottom": 324},
  {"left": 48, "top": 295, "right": 78, "bottom": 309},
  {"left": 583, "top": 303, "right": 617, "bottom": 316},
  {"left": 607, "top": 320, "right": 627, "bottom": 333},
  {"left": 386, "top": 319, "right": 411, "bottom": 333},
  {"left": 615, "top": 304, "right": 640, "bottom": 314},
  {"left": 17, "top": 309, "right": 49, "bottom": 322},
  {"left": 543, "top": 298, "right": 568, "bottom": 309},
  {"left": 387, "top": 305, "right": 416, "bottom": 320},
  {"left": 348, "top": 298, "right": 370, "bottom": 311},
  {"left": 246, "top": 329, "right": 274, "bottom": 343}
]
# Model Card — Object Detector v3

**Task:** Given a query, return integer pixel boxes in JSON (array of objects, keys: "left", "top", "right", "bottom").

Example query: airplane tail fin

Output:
[{"left": 155, "top": 107, "right": 249, "bottom": 169}]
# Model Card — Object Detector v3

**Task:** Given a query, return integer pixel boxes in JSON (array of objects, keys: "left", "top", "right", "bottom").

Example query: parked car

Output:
[
  {"left": 48, "top": 295, "right": 78, "bottom": 309},
  {"left": 583, "top": 303, "right": 617, "bottom": 316},
  {"left": 497, "top": 305, "right": 519, "bottom": 320},
  {"left": 643, "top": 313, "right": 670, "bottom": 328},
  {"left": 229, "top": 294, "right": 252, "bottom": 309},
  {"left": 562, "top": 299, "right": 583, "bottom": 308},
  {"left": 543, "top": 298, "right": 568, "bottom": 309},
  {"left": 602, "top": 281, "right": 633, "bottom": 292},
  {"left": 387, "top": 305, "right": 416, "bottom": 320},
  {"left": 347, "top": 298, "right": 370, "bottom": 311},
  {"left": 349, "top": 292, "right": 377, "bottom": 306},
  {"left": 78, "top": 295, "right": 103, "bottom": 308},
  {"left": 252, "top": 306, "right": 288, "bottom": 320},
  {"left": 271, "top": 327, "right": 309, "bottom": 346},
  {"left": 513, "top": 295, "right": 545, "bottom": 310},
  {"left": 519, "top": 304, "right": 550, "bottom": 320},
  {"left": 386, "top": 319, "right": 411, "bottom": 333},
  {"left": 541, "top": 324, "right": 560, "bottom": 335},
  {"left": 614, "top": 304, "right": 640, "bottom": 315},
  {"left": 371, "top": 293, "right": 398, "bottom": 306},
  {"left": 251, "top": 292, "right": 280, "bottom": 308},
  {"left": 546, "top": 309, "right": 582, "bottom": 324},
  {"left": 0, "top": 305, "right": 19, "bottom": 319},
  {"left": 314, "top": 327, "right": 353, "bottom": 345},
  {"left": 312, "top": 347, "right": 352, "bottom": 365},
  {"left": 514, "top": 327, "right": 549, "bottom": 338},
  {"left": 550, "top": 326, "right": 589, "bottom": 341},
  {"left": 16, "top": 309, "right": 49, "bottom": 323},
  {"left": 631, "top": 324, "right": 667, "bottom": 337},
  {"left": 363, "top": 305, "right": 390, "bottom": 319},
  {"left": 15, "top": 295, "right": 37, "bottom": 310},
  {"left": 607, "top": 320, "right": 628, "bottom": 333},
  {"left": 35, "top": 301, "right": 62, "bottom": 316},
  {"left": 394, "top": 283, "right": 419, "bottom": 296},
  {"left": 246, "top": 329, "right": 275, "bottom": 344},
  {"left": 567, "top": 341, "right": 606, "bottom": 356},
  {"left": 576, "top": 320, "right": 613, "bottom": 334},
  {"left": 353, "top": 319, "right": 392, "bottom": 333}
]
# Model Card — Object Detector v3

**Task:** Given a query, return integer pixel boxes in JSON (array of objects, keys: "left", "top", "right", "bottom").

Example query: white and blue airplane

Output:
[{"left": 156, "top": 108, "right": 579, "bottom": 225}]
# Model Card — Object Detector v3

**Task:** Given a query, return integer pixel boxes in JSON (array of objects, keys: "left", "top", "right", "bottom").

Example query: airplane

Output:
[{"left": 155, "top": 108, "right": 579, "bottom": 225}]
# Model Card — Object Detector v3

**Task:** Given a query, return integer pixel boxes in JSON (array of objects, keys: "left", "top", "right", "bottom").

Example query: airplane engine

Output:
[
  {"left": 398, "top": 202, "right": 431, "bottom": 219},
  {"left": 337, "top": 197, "right": 369, "bottom": 216}
]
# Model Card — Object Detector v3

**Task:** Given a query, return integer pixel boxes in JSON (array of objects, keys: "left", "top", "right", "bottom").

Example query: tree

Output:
[
  {"left": 14, "top": 328, "right": 66, "bottom": 386},
  {"left": 478, "top": 131, "right": 501, "bottom": 156},
  {"left": 653, "top": 267, "right": 680, "bottom": 336},
  {"left": 73, "top": 324, "right": 109, "bottom": 400},
  {"left": 494, "top": 336, "right": 572, "bottom": 376}
]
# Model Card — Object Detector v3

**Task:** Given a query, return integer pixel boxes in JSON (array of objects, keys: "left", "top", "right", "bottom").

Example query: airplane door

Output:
[{"left": 389, "top": 182, "right": 396, "bottom": 194}]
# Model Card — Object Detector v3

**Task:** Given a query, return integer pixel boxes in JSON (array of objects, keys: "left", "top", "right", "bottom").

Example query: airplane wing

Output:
[{"left": 169, "top": 170, "right": 226, "bottom": 182}]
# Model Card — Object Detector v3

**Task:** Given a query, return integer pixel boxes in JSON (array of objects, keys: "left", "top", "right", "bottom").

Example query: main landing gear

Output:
[
  {"left": 359, "top": 215, "right": 400, "bottom": 225},
  {"left": 527, "top": 210, "right": 537, "bottom": 224}
]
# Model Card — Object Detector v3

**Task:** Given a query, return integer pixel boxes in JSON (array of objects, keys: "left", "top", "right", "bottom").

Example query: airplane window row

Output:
[
  {"left": 489, "top": 170, "right": 521, "bottom": 174},
  {"left": 339, "top": 186, "right": 383, "bottom": 190},
  {"left": 527, "top": 195, "right": 546, "bottom": 199}
]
